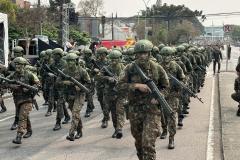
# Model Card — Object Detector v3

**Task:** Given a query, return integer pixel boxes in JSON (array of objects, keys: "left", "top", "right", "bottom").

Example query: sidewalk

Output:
[{"left": 219, "top": 72, "right": 240, "bottom": 160}]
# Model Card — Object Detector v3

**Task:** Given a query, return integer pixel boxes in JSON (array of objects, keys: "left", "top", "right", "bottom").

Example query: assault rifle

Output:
[
  {"left": 132, "top": 62, "right": 174, "bottom": 120},
  {"left": 167, "top": 73, "right": 204, "bottom": 103},
  {"left": 53, "top": 68, "right": 90, "bottom": 93},
  {"left": 0, "top": 76, "right": 39, "bottom": 110},
  {"left": 90, "top": 59, "right": 117, "bottom": 80}
]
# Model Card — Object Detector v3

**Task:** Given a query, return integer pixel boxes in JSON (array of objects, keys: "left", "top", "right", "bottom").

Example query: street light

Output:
[{"left": 142, "top": 0, "right": 151, "bottom": 39}]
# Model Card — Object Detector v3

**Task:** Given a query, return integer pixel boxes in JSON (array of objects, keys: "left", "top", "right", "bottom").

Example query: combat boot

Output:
[
  {"left": 101, "top": 120, "right": 108, "bottom": 128},
  {"left": 160, "top": 129, "right": 167, "bottom": 139},
  {"left": 62, "top": 117, "right": 70, "bottom": 124},
  {"left": 168, "top": 137, "right": 175, "bottom": 149},
  {"left": 182, "top": 110, "right": 189, "bottom": 114},
  {"left": 0, "top": 107, "right": 6, "bottom": 113},
  {"left": 23, "top": 130, "right": 32, "bottom": 138},
  {"left": 116, "top": 129, "right": 123, "bottom": 139},
  {"left": 84, "top": 111, "right": 91, "bottom": 118},
  {"left": 53, "top": 119, "right": 61, "bottom": 131},
  {"left": 12, "top": 132, "right": 23, "bottom": 144},
  {"left": 45, "top": 111, "right": 52, "bottom": 117},
  {"left": 10, "top": 122, "right": 18, "bottom": 130},
  {"left": 178, "top": 118, "right": 183, "bottom": 127},
  {"left": 112, "top": 130, "right": 118, "bottom": 138},
  {"left": 237, "top": 105, "right": 240, "bottom": 116},
  {"left": 66, "top": 133, "right": 75, "bottom": 141},
  {"left": 42, "top": 101, "right": 48, "bottom": 105},
  {"left": 75, "top": 130, "right": 82, "bottom": 139}
]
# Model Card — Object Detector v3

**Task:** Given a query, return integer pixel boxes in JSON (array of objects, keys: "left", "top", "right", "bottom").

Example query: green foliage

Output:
[
  {"left": 230, "top": 26, "right": 240, "bottom": 41},
  {"left": 8, "top": 24, "right": 24, "bottom": 41},
  {"left": 69, "top": 28, "right": 91, "bottom": 45},
  {"left": 42, "top": 23, "right": 59, "bottom": 41},
  {"left": 0, "top": 0, "right": 17, "bottom": 22}
]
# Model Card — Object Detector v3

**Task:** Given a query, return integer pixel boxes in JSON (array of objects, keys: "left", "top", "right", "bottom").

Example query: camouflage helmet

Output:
[
  {"left": 39, "top": 51, "right": 46, "bottom": 58},
  {"left": 158, "top": 43, "right": 165, "bottom": 50},
  {"left": 13, "top": 57, "right": 29, "bottom": 65},
  {"left": 45, "top": 49, "right": 52, "bottom": 55},
  {"left": 160, "top": 46, "right": 174, "bottom": 56},
  {"left": 65, "top": 52, "right": 79, "bottom": 60},
  {"left": 108, "top": 49, "right": 122, "bottom": 59},
  {"left": 182, "top": 43, "right": 190, "bottom": 49},
  {"left": 125, "top": 47, "right": 135, "bottom": 55},
  {"left": 152, "top": 46, "right": 160, "bottom": 53},
  {"left": 134, "top": 39, "right": 153, "bottom": 53},
  {"left": 96, "top": 47, "right": 108, "bottom": 55},
  {"left": 13, "top": 46, "right": 24, "bottom": 53},
  {"left": 176, "top": 45, "right": 185, "bottom": 52},
  {"left": 82, "top": 48, "right": 92, "bottom": 55},
  {"left": 188, "top": 47, "right": 197, "bottom": 53},
  {"left": 52, "top": 48, "right": 63, "bottom": 56},
  {"left": 63, "top": 51, "right": 68, "bottom": 56},
  {"left": 198, "top": 47, "right": 205, "bottom": 52}
]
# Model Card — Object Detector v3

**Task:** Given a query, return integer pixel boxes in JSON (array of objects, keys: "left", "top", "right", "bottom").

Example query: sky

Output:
[{"left": 70, "top": 0, "right": 240, "bottom": 26}]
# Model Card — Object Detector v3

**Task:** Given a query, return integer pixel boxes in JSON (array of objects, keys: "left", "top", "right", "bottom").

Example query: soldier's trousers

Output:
[
  {"left": 68, "top": 94, "right": 85, "bottom": 134},
  {"left": 96, "top": 87, "right": 104, "bottom": 111},
  {"left": 129, "top": 109, "right": 161, "bottom": 160},
  {"left": 56, "top": 91, "right": 70, "bottom": 122},
  {"left": 161, "top": 97, "right": 179, "bottom": 138},
  {"left": 103, "top": 94, "right": 117, "bottom": 128},
  {"left": 47, "top": 85, "right": 55, "bottom": 113},
  {"left": 42, "top": 79, "right": 50, "bottom": 102},
  {"left": 231, "top": 92, "right": 240, "bottom": 103},
  {"left": 17, "top": 102, "right": 32, "bottom": 134},
  {"left": 116, "top": 97, "right": 126, "bottom": 130},
  {"left": 213, "top": 60, "right": 221, "bottom": 73},
  {"left": 86, "top": 81, "right": 95, "bottom": 113}
]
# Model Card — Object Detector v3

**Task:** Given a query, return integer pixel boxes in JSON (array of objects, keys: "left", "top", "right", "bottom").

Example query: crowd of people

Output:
[{"left": 0, "top": 39, "right": 221, "bottom": 160}]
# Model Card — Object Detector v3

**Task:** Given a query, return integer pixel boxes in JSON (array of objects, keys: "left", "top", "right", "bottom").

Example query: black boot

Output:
[
  {"left": 75, "top": 130, "right": 83, "bottom": 139},
  {"left": 178, "top": 118, "right": 183, "bottom": 127},
  {"left": 182, "top": 110, "right": 189, "bottom": 114},
  {"left": 10, "top": 121, "right": 18, "bottom": 130},
  {"left": 112, "top": 130, "right": 118, "bottom": 138},
  {"left": 101, "top": 120, "right": 108, "bottom": 128},
  {"left": 237, "top": 106, "right": 240, "bottom": 116},
  {"left": 62, "top": 117, "right": 70, "bottom": 124},
  {"left": 23, "top": 130, "right": 32, "bottom": 138},
  {"left": 12, "top": 132, "right": 23, "bottom": 144},
  {"left": 116, "top": 129, "right": 123, "bottom": 139},
  {"left": 45, "top": 111, "right": 52, "bottom": 117},
  {"left": 168, "top": 137, "right": 175, "bottom": 149},
  {"left": 0, "top": 107, "right": 6, "bottom": 113},
  {"left": 84, "top": 111, "right": 91, "bottom": 118},
  {"left": 160, "top": 129, "right": 167, "bottom": 139},
  {"left": 53, "top": 119, "right": 61, "bottom": 131},
  {"left": 66, "top": 133, "right": 75, "bottom": 141}
]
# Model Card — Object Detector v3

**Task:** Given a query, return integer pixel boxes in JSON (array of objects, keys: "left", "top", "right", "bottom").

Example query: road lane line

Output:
[
  {"left": 0, "top": 115, "right": 15, "bottom": 122},
  {"left": 206, "top": 75, "right": 215, "bottom": 160}
]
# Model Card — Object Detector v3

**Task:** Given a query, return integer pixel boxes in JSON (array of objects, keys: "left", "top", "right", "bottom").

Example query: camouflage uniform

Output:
[
  {"left": 231, "top": 63, "right": 240, "bottom": 116},
  {"left": 59, "top": 53, "right": 91, "bottom": 140},
  {"left": 99, "top": 50, "right": 125, "bottom": 137},
  {"left": 160, "top": 47, "right": 185, "bottom": 149},
  {"left": 117, "top": 40, "right": 169, "bottom": 160},
  {"left": 8, "top": 57, "right": 40, "bottom": 144},
  {"left": 50, "top": 48, "right": 70, "bottom": 131},
  {"left": 0, "top": 64, "right": 7, "bottom": 113},
  {"left": 83, "top": 48, "right": 96, "bottom": 117}
]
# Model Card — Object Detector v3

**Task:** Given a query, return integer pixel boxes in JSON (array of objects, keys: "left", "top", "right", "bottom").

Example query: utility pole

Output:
[
  {"left": 38, "top": 0, "right": 40, "bottom": 7},
  {"left": 112, "top": 13, "right": 114, "bottom": 41},
  {"left": 142, "top": 0, "right": 151, "bottom": 39}
]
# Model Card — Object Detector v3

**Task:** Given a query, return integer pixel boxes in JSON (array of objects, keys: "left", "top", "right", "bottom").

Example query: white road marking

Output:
[
  {"left": 206, "top": 75, "right": 216, "bottom": 160},
  {"left": 0, "top": 115, "right": 15, "bottom": 122}
]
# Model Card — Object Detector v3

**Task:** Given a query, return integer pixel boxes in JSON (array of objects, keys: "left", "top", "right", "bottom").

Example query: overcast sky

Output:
[{"left": 70, "top": 0, "right": 240, "bottom": 26}]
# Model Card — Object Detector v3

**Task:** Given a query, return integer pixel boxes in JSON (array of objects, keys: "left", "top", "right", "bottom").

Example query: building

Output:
[
  {"left": 203, "top": 26, "right": 224, "bottom": 41},
  {"left": 12, "top": 0, "right": 31, "bottom": 9}
]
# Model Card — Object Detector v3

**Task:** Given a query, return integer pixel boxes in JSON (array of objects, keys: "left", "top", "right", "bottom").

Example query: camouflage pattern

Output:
[
  {"left": 117, "top": 59, "right": 169, "bottom": 160},
  {"left": 161, "top": 60, "right": 185, "bottom": 137},
  {"left": 17, "top": 102, "right": 32, "bottom": 134}
]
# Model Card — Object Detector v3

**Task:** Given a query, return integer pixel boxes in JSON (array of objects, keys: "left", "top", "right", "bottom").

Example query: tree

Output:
[
  {"left": 230, "top": 25, "right": 240, "bottom": 42},
  {"left": 168, "top": 20, "right": 200, "bottom": 44},
  {"left": 0, "top": 0, "right": 17, "bottom": 22},
  {"left": 69, "top": 26, "right": 91, "bottom": 45},
  {"left": 77, "top": 0, "right": 104, "bottom": 17}
]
